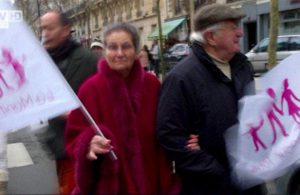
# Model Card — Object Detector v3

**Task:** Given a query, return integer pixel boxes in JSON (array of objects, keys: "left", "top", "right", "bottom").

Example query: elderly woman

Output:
[{"left": 65, "top": 23, "right": 183, "bottom": 194}]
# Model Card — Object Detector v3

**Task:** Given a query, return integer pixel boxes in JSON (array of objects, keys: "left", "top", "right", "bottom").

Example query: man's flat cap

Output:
[{"left": 194, "top": 4, "right": 246, "bottom": 31}]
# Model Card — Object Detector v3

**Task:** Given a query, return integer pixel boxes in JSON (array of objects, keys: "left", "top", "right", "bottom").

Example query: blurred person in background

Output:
[
  {"left": 90, "top": 40, "right": 104, "bottom": 58},
  {"left": 150, "top": 40, "right": 160, "bottom": 77},
  {"left": 40, "top": 10, "right": 97, "bottom": 195},
  {"left": 138, "top": 45, "right": 153, "bottom": 71}
]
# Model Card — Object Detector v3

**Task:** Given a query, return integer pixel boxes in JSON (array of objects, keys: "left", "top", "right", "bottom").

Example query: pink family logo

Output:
[
  {"left": 0, "top": 48, "right": 26, "bottom": 97},
  {"left": 244, "top": 78, "right": 300, "bottom": 152}
]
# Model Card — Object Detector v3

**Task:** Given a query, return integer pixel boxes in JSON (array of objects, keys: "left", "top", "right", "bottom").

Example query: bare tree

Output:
[
  {"left": 15, "top": 0, "right": 34, "bottom": 25},
  {"left": 267, "top": 0, "right": 279, "bottom": 69},
  {"left": 156, "top": 0, "right": 166, "bottom": 79},
  {"left": 86, "top": 1, "right": 92, "bottom": 46},
  {"left": 15, "top": 0, "right": 74, "bottom": 37},
  {"left": 189, "top": 0, "right": 195, "bottom": 32}
]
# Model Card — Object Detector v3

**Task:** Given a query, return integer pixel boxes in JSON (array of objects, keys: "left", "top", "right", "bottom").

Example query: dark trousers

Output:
[{"left": 151, "top": 59, "right": 160, "bottom": 77}]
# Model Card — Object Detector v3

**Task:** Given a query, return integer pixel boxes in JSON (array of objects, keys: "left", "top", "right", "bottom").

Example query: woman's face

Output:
[{"left": 104, "top": 30, "right": 137, "bottom": 78}]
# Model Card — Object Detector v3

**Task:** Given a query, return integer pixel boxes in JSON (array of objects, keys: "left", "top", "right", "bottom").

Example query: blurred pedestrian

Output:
[
  {"left": 150, "top": 40, "right": 160, "bottom": 77},
  {"left": 138, "top": 45, "right": 153, "bottom": 71},
  {"left": 64, "top": 23, "right": 181, "bottom": 194},
  {"left": 40, "top": 10, "right": 98, "bottom": 195},
  {"left": 90, "top": 41, "right": 104, "bottom": 58},
  {"left": 157, "top": 4, "right": 263, "bottom": 195}
]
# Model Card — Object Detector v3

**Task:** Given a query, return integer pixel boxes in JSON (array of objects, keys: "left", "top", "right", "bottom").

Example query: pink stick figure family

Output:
[
  {"left": 245, "top": 79, "right": 300, "bottom": 152},
  {"left": 0, "top": 48, "right": 26, "bottom": 97}
]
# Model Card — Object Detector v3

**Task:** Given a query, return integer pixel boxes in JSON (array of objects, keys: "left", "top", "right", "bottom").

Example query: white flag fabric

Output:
[
  {"left": 0, "top": 0, "right": 80, "bottom": 131},
  {"left": 225, "top": 53, "right": 300, "bottom": 189}
]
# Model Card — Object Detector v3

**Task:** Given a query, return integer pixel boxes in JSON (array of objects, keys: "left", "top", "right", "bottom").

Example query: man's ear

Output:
[
  {"left": 62, "top": 25, "right": 71, "bottom": 39},
  {"left": 203, "top": 31, "right": 216, "bottom": 46}
]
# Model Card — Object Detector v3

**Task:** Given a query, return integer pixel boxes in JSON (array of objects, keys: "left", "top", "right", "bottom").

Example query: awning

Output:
[{"left": 148, "top": 18, "right": 186, "bottom": 40}]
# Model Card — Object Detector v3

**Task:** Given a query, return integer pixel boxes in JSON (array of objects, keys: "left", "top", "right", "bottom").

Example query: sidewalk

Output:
[
  {"left": 5, "top": 124, "right": 58, "bottom": 194},
  {"left": 255, "top": 76, "right": 262, "bottom": 93}
]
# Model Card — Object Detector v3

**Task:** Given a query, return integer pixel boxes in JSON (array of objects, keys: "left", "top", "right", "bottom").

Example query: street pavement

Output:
[
  {"left": 6, "top": 124, "right": 58, "bottom": 194},
  {"left": 254, "top": 75, "right": 262, "bottom": 92}
]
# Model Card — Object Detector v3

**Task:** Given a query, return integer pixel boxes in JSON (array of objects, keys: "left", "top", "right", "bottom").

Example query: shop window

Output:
[
  {"left": 174, "top": 0, "right": 181, "bottom": 15},
  {"left": 280, "top": 9, "right": 300, "bottom": 34}
]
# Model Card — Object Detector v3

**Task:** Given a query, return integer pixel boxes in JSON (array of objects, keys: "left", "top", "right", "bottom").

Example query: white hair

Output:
[{"left": 190, "top": 22, "right": 224, "bottom": 44}]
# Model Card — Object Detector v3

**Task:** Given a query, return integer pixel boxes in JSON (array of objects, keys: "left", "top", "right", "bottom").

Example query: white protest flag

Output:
[
  {"left": 225, "top": 53, "right": 300, "bottom": 189},
  {"left": 0, "top": 0, "right": 80, "bottom": 131}
]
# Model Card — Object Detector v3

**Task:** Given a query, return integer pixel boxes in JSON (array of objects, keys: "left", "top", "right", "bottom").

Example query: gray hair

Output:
[
  {"left": 103, "top": 23, "right": 140, "bottom": 51},
  {"left": 190, "top": 22, "right": 224, "bottom": 44}
]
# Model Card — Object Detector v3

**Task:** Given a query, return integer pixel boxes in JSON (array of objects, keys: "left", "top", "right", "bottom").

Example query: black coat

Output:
[
  {"left": 46, "top": 40, "right": 98, "bottom": 159},
  {"left": 157, "top": 43, "right": 255, "bottom": 194}
]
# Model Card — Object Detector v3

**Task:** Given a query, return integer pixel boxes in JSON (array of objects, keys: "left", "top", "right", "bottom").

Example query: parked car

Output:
[
  {"left": 164, "top": 43, "right": 191, "bottom": 72},
  {"left": 246, "top": 35, "right": 300, "bottom": 73}
]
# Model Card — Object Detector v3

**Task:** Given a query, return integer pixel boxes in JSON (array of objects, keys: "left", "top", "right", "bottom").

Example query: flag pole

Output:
[
  {"left": 47, "top": 59, "right": 118, "bottom": 160},
  {"left": 45, "top": 51, "right": 118, "bottom": 161},
  {"left": 79, "top": 104, "right": 117, "bottom": 160},
  {"left": 48, "top": 62, "right": 118, "bottom": 160}
]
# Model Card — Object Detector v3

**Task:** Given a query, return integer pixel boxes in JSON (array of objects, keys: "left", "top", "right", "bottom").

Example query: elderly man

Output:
[
  {"left": 40, "top": 10, "right": 97, "bottom": 194},
  {"left": 157, "top": 4, "right": 263, "bottom": 195}
]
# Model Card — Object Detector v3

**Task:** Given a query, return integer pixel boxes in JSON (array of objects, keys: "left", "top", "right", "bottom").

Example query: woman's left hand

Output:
[{"left": 186, "top": 134, "right": 200, "bottom": 151}]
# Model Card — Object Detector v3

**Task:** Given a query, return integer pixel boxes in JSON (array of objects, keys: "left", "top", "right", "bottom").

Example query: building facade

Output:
[
  {"left": 62, "top": 0, "right": 300, "bottom": 52},
  {"left": 65, "top": 0, "right": 169, "bottom": 47},
  {"left": 228, "top": 0, "right": 300, "bottom": 52},
  {"left": 64, "top": 0, "right": 207, "bottom": 47}
]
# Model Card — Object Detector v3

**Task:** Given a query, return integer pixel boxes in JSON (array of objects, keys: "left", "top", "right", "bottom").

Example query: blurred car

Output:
[
  {"left": 164, "top": 43, "right": 191, "bottom": 72},
  {"left": 246, "top": 35, "right": 300, "bottom": 73}
]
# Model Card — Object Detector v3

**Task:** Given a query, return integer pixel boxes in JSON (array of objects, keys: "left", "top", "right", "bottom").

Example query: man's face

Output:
[
  {"left": 212, "top": 20, "right": 243, "bottom": 60},
  {"left": 40, "top": 12, "right": 70, "bottom": 50},
  {"left": 91, "top": 47, "right": 103, "bottom": 57}
]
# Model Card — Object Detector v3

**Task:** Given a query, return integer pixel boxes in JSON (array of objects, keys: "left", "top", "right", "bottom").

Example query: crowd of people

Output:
[{"left": 37, "top": 3, "right": 268, "bottom": 195}]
